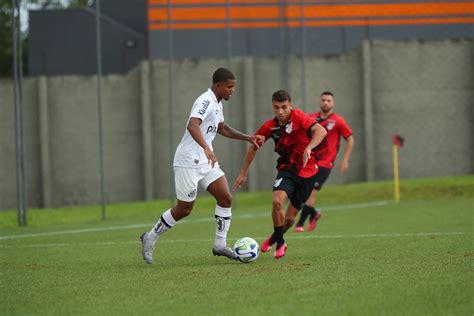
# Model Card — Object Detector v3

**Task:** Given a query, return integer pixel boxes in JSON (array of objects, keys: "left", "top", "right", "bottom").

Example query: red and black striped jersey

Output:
[{"left": 256, "top": 109, "right": 318, "bottom": 178}]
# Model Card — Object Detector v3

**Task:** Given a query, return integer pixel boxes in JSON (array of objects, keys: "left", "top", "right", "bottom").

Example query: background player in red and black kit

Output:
[
  {"left": 233, "top": 90, "right": 327, "bottom": 259},
  {"left": 295, "top": 91, "right": 354, "bottom": 232}
]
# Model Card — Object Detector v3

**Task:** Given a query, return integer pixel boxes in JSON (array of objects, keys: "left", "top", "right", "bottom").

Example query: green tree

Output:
[
  {"left": 0, "top": 0, "right": 18, "bottom": 76},
  {"left": 28, "top": 0, "right": 91, "bottom": 9}
]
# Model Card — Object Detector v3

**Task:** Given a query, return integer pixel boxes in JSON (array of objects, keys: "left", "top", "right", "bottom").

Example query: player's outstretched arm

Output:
[
  {"left": 217, "top": 122, "right": 264, "bottom": 148},
  {"left": 232, "top": 145, "right": 259, "bottom": 191}
]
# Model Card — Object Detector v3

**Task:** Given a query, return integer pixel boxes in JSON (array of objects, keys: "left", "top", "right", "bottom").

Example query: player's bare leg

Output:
[
  {"left": 271, "top": 191, "right": 286, "bottom": 227},
  {"left": 283, "top": 203, "right": 300, "bottom": 233},
  {"left": 207, "top": 176, "right": 236, "bottom": 260},
  {"left": 262, "top": 190, "right": 286, "bottom": 252},
  {"left": 171, "top": 200, "right": 195, "bottom": 221},
  {"left": 262, "top": 190, "right": 288, "bottom": 258}
]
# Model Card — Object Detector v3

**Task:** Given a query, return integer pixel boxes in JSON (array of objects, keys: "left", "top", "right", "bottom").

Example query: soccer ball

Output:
[{"left": 234, "top": 237, "right": 259, "bottom": 263}]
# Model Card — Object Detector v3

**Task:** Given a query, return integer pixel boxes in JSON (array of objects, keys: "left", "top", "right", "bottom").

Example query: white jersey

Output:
[{"left": 173, "top": 89, "right": 224, "bottom": 168}]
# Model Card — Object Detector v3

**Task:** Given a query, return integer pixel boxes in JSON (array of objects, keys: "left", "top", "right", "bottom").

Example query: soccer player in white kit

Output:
[{"left": 140, "top": 67, "right": 264, "bottom": 264}]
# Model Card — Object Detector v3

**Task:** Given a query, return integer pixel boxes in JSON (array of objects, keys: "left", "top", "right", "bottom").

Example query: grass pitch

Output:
[{"left": 0, "top": 176, "right": 473, "bottom": 315}]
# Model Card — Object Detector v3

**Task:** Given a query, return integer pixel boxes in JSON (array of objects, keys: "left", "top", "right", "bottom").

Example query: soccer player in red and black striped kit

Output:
[
  {"left": 295, "top": 91, "right": 354, "bottom": 232},
  {"left": 233, "top": 90, "right": 327, "bottom": 259}
]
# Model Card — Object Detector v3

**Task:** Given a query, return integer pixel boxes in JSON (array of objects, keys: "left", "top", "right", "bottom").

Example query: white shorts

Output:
[{"left": 174, "top": 164, "right": 225, "bottom": 202}]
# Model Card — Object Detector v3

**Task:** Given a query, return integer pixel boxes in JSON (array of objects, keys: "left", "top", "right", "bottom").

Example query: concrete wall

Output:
[
  {"left": 1, "top": 79, "right": 42, "bottom": 208},
  {"left": 371, "top": 40, "right": 474, "bottom": 180},
  {"left": 43, "top": 70, "right": 144, "bottom": 206},
  {"left": 1, "top": 39, "right": 472, "bottom": 211}
]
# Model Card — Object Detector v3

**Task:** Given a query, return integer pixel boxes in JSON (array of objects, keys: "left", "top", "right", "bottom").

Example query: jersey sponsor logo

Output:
[
  {"left": 198, "top": 100, "right": 210, "bottom": 116},
  {"left": 273, "top": 177, "right": 283, "bottom": 188},
  {"left": 326, "top": 120, "right": 336, "bottom": 130},
  {"left": 216, "top": 217, "right": 225, "bottom": 232},
  {"left": 271, "top": 127, "right": 281, "bottom": 139},
  {"left": 206, "top": 125, "right": 217, "bottom": 134},
  {"left": 285, "top": 122, "right": 293, "bottom": 133},
  {"left": 187, "top": 188, "right": 197, "bottom": 198}
]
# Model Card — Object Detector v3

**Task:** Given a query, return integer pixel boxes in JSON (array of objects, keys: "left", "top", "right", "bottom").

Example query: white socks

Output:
[
  {"left": 214, "top": 205, "right": 232, "bottom": 249},
  {"left": 149, "top": 209, "right": 177, "bottom": 241},
  {"left": 148, "top": 206, "right": 231, "bottom": 248}
]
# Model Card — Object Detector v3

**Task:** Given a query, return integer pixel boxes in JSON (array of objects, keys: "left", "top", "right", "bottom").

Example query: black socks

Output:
[{"left": 296, "top": 204, "right": 317, "bottom": 226}]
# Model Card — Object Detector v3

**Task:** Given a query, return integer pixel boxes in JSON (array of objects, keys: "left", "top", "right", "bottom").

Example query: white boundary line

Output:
[
  {"left": 0, "top": 232, "right": 468, "bottom": 249},
  {"left": 1, "top": 200, "right": 392, "bottom": 241}
]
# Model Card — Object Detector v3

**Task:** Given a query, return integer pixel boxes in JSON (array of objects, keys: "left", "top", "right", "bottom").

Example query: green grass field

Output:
[{"left": 1, "top": 176, "right": 473, "bottom": 315}]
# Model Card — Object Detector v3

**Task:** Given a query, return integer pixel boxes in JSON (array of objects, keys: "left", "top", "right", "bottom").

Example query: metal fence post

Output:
[
  {"left": 12, "top": 0, "right": 27, "bottom": 226},
  {"left": 95, "top": 0, "right": 107, "bottom": 220},
  {"left": 168, "top": 0, "right": 175, "bottom": 207}
]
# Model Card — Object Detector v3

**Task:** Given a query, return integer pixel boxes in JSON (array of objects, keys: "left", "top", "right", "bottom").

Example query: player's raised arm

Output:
[{"left": 187, "top": 117, "right": 217, "bottom": 167}]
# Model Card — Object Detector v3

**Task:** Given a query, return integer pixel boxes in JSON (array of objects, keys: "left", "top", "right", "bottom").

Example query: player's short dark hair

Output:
[
  {"left": 212, "top": 67, "right": 235, "bottom": 83},
  {"left": 320, "top": 91, "right": 334, "bottom": 97},
  {"left": 272, "top": 90, "right": 291, "bottom": 102}
]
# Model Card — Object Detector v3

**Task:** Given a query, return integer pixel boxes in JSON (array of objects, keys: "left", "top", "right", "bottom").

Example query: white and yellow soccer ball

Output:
[{"left": 234, "top": 237, "right": 259, "bottom": 263}]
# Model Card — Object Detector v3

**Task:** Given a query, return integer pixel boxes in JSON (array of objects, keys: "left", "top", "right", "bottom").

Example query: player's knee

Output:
[
  {"left": 272, "top": 198, "right": 284, "bottom": 211},
  {"left": 218, "top": 193, "right": 232, "bottom": 208},
  {"left": 176, "top": 204, "right": 193, "bottom": 218}
]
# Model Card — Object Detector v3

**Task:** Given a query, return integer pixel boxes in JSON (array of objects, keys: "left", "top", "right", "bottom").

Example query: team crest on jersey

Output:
[
  {"left": 285, "top": 122, "right": 293, "bottom": 133},
  {"left": 326, "top": 120, "right": 336, "bottom": 131},
  {"left": 273, "top": 177, "right": 283, "bottom": 188},
  {"left": 194, "top": 159, "right": 199, "bottom": 164}
]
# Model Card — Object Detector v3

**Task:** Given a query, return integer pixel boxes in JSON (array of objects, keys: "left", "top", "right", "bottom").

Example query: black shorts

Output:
[
  {"left": 272, "top": 170, "right": 318, "bottom": 210},
  {"left": 313, "top": 167, "right": 332, "bottom": 191}
]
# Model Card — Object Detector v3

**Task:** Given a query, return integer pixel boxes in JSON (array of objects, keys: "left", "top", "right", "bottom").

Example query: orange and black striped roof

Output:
[{"left": 148, "top": 1, "right": 474, "bottom": 30}]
